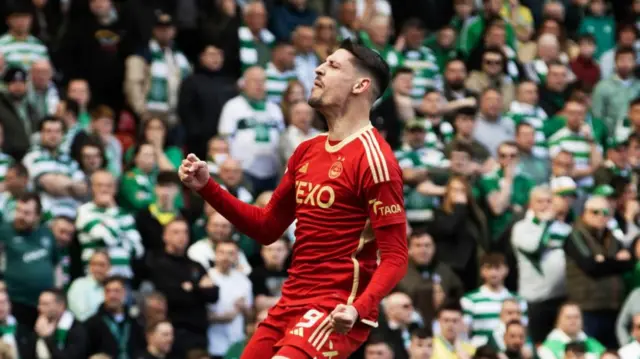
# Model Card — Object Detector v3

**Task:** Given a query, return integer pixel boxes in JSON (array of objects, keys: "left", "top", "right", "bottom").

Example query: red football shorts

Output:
[{"left": 240, "top": 302, "right": 371, "bottom": 359}]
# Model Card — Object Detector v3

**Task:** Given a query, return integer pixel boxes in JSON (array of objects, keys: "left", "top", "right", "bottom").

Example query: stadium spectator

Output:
[
  {"left": 594, "top": 138, "right": 631, "bottom": 187},
  {"left": 514, "top": 122, "right": 550, "bottom": 184},
  {"left": 370, "top": 67, "right": 415, "bottom": 150},
  {"left": 238, "top": 1, "right": 274, "bottom": 72},
  {"left": 466, "top": 47, "right": 515, "bottom": 110},
  {"left": 0, "top": 3, "right": 49, "bottom": 72},
  {"left": 313, "top": 16, "right": 338, "bottom": 62},
  {"left": 72, "top": 105, "right": 123, "bottom": 178},
  {"left": 207, "top": 240, "right": 253, "bottom": 358},
  {"left": 444, "top": 108, "right": 493, "bottom": 174},
  {"left": 65, "top": 79, "right": 92, "bottom": 128},
  {"left": 85, "top": 276, "right": 144, "bottom": 359},
  {"left": 372, "top": 292, "right": 417, "bottom": 359},
  {"left": 599, "top": 24, "right": 638, "bottom": 80},
  {"left": 396, "top": 229, "right": 463, "bottom": 321},
  {"left": 249, "top": 237, "right": 289, "bottom": 312},
  {"left": 279, "top": 80, "right": 306, "bottom": 125},
  {"left": 292, "top": 25, "right": 318, "bottom": 97},
  {"left": 75, "top": 140, "right": 108, "bottom": 200},
  {"left": 417, "top": 90, "right": 453, "bottom": 150},
  {"left": 265, "top": 42, "right": 298, "bottom": 104},
  {"left": 538, "top": 62, "right": 571, "bottom": 117},
  {"left": 618, "top": 313, "right": 640, "bottom": 358},
  {"left": 565, "top": 196, "right": 636, "bottom": 348},
  {"left": 141, "top": 320, "right": 174, "bottom": 359},
  {"left": 461, "top": 253, "right": 528, "bottom": 347},
  {"left": 76, "top": 170, "right": 143, "bottom": 279},
  {"left": 538, "top": 303, "right": 605, "bottom": 359},
  {"left": 506, "top": 81, "right": 549, "bottom": 160},
  {"left": 441, "top": 59, "right": 478, "bottom": 120},
  {"left": 138, "top": 292, "right": 168, "bottom": 331},
  {"left": 562, "top": 342, "right": 587, "bottom": 359},
  {"left": 359, "top": 15, "right": 400, "bottom": 73},
  {"left": 218, "top": 159, "right": 253, "bottom": 203},
  {"left": 511, "top": 185, "right": 570, "bottom": 343},
  {"left": 217, "top": 66, "right": 284, "bottom": 195},
  {"left": 364, "top": 337, "right": 394, "bottom": 359},
  {"left": 125, "top": 13, "right": 190, "bottom": 131},
  {"left": 51, "top": 100, "right": 82, "bottom": 155},
  {"left": 278, "top": 101, "right": 319, "bottom": 163},
  {"left": 118, "top": 142, "right": 159, "bottom": 213},
  {"left": 270, "top": 0, "right": 318, "bottom": 42},
  {"left": 0, "top": 163, "right": 28, "bottom": 223},
  {"left": 432, "top": 299, "right": 475, "bottom": 359},
  {"left": 205, "top": 136, "right": 231, "bottom": 178},
  {"left": 142, "top": 218, "right": 218, "bottom": 358},
  {"left": 458, "top": 0, "right": 516, "bottom": 57},
  {"left": 0, "top": 67, "right": 38, "bottom": 161},
  {"left": 569, "top": 35, "right": 600, "bottom": 91},
  {"left": 66, "top": 250, "right": 111, "bottom": 321},
  {"left": 22, "top": 289, "right": 87, "bottom": 359},
  {"left": 485, "top": 300, "right": 532, "bottom": 355},
  {"left": 617, "top": 288, "right": 640, "bottom": 346},
  {"left": 408, "top": 328, "right": 433, "bottom": 359},
  {"left": 178, "top": 43, "right": 238, "bottom": 159},
  {"left": 188, "top": 212, "right": 253, "bottom": 275},
  {"left": 27, "top": 59, "right": 58, "bottom": 122},
  {"left": 473, "top": 89, "right": 515, "bottom": 157}
]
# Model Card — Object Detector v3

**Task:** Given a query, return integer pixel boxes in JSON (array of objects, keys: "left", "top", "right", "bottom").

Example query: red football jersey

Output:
[
  {"left": 278, "top": 124, "right": 406, "bottom": 323},
  {"left": 197, "top": 123, "right": 408, "bottom": 327}
]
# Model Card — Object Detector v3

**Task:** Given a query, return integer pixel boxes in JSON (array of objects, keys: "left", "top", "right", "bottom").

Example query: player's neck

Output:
[{"left": 325, "top": 109, "right": 371, "bottom": 142}]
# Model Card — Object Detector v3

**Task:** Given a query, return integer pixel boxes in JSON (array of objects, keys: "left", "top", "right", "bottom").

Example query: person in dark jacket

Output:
[
  {"left": 370, "top": 67, "right": 415, "bottom": 150},
  {"left": 85, "top": 276, "right": 145, "bottom": 359},
  {"left": 538, "top": 61, "right": 573, "bottom": 117},
  {"left": 0, "top": 67, "right": 38, "bottom": 160},
  {"left": 396, "top": 228, "right": 464, "bottom": 322},
  {"left": 142, "top": 218, "right": 218, "bottom": 359},
  {"left": 21, "top": 289, "right": 87, "bottom": 359},
  {"left": 178, "top": 43, "right": 238, "bottom": 159},
  {"left": 432, "top": 175, "right": 489, "bottom": 291},
  {"left": 139, "top": 320, "right": 175, "bottom": 359},
  {"left": 269, "top": 0, "right": 317, "bottom": 42},
  {"left": 565, "top": 195, "right": 637, "bottom": 349}
]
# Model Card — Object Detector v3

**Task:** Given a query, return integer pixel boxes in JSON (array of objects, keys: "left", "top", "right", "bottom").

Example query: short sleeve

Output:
[{"left": 360, "top": 142, "right": 406, "bottom": 229}]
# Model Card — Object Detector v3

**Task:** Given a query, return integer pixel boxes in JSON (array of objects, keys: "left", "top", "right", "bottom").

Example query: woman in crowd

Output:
[
  {"left": 280, "top": 80, "right": 306, "bottom": 125},
  {"left": 119, "top": 142, "right": 159, "bottom": 212},
  {"left": 432, "top": 175, "right": 489, "bottom": 291},
  {"left": 126, "top": 117, "right": 183, "bottom": 171},
  {"left": 314, "top": 16, "right": 338, "bottom": 61}
]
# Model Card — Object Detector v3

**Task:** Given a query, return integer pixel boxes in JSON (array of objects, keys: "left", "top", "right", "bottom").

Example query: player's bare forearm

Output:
[
  {"left": 353, "top": 222, "right": 408, "bottom": 319},
  {"left": 197, "top": 178, "right": 295, "bottom": 245}
]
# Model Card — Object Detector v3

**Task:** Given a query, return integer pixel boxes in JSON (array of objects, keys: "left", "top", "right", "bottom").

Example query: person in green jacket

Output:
[
  {"left": 577, "top": 0, "right": 615, "bottom": 60},
  {"left": 119, "top": 142, "right": 157, "bottom": 213},
  {"left": 458, "top": 0, "right": 517, "bottom": 57},
  {"left": 358, "top": 15, "right": 403, "bottom": 73},
  {"left": 0, "top": 193, "right": 64, "bottom": 326},
  {"left": 124, "top": 117, "right": 183, "bottom": 170},
  {"left": 537, "top": 303, "right": 605, "bottom": 359},
  {"left": 425, "top": 25, "right": 460, "bottom": 74}
]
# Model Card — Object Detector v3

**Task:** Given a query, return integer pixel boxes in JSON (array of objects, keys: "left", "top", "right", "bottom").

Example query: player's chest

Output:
[{"left": 292, "top": 152, "right": 359, "bottom": 211}]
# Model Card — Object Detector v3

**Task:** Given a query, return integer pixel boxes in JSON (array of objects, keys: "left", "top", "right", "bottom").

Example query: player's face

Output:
[{"left": 309, "top": 49, "right": 361, "bottom": 110}]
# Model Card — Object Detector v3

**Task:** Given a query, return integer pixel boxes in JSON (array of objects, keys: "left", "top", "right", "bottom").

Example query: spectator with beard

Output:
[
  {"left": 66, "top": 250, "right": 111, "bottom": 321},
  {"left": 0, "top": 163, "right": 29, "bottom": 223},
  {"left": 85, "top": 276, "right": 145, "bottom": 359},
  {"left": 442, "top": 59, "right": 478, "bottom": 122},
  {"left": 249, "top": 237, "right": 290, "bottom": 312},
  {"left": 178, "top": 43, "right": 238, "bottom": 160},
  {"left": 0, "top": 67, "right": 38, "bottom": 160}
]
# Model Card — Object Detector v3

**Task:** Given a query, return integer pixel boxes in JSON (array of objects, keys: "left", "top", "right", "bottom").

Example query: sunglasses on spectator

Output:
[
  {"left": 499, "top": 152, "right": 518, "bottom": 159},
  {"left": 587, "top": 208, "right": 610, "bottom": 216}
]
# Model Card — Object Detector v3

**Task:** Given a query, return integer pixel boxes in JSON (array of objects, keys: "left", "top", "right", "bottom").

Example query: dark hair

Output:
[
  {"left": 53, "top": 215, "right": 75, "bottom": 224},
  {"left": 423, "top": 88, "right": 441, "bottom": 97},
  {"left": 402, "top": 18, "right": 425, "bottom": 32},
  {"left": 628, "top": 132, "right": 640, "bottom": 145},
  {"left": 615, "top": 46, "right": 637, "bottom": 61},
  {"left": 515, "top": 121, "right": 534, "bottom": 135},
  {"left": 127, "top": 141, "right": 154, "bottom": 171},
  {"left": 411, "top": 327, "right": 433, "bottom": 339},
  {"left": 393, "top": 66, "right": 414, "bottom": 79},
  {"left": 565, "top": 341, "right": 587, "bottom": 354},
  {"left": 340, "top": 39, "right": 390, "bottom": 100},
  {"left": 481, "top": 87, "right": 502, "bottom": 98},
  {"left": 156, "top": 171, "right": 181, "bottom": 187},
  {"left": 547, "top": 60, "right": 566, "bottom": 71},
  {"left": 366, "top": 335, "right": 393, "bottom": 350},
  {"left": 77, "top": 137, "right": 108, "bottom": 171},
  {"left": 445, "top": 58, "right": 466, "bottom": 70},
  {"left": 7, "top": 162, "right": 29, "bottom": 178},
  {"left": 482, "top": 46, "right": 505, "bottom": 60},
  {"left": 104, "top": 275, "right": 128, "bottom": 288},
  {"left": 437, "top": 298, "right": 463, "bottom": 317},
  {"left": 617, "top": 23, "right": 638, "bottom": 41},
  {"left": 17, "top": 192, "right": 42, "bottom": 214},
  {"left": 454, "top": 106, "right": 478, "bottom": 119},
  {"left": 408, "top": 227, "right": 433, "bottom": 246},
  {"left": 577, "top": 33, "right": 596, "bottom": 44},
  {"left": 140, "top": 118, "right": 171, "bottom": 148},
  {"left": 39, "top": 115, "right": 66, "bottom": 133},
  {"left": 449, "top": 141, "right": 474, "bottom": 157},
  {"left": 41, "top": 288, "right": 66, "bottom": 306},
  {"left": 62, "top": 99, "right": 80, "bottom": 118},
  {"left": 480, "top": 252, "right": 506, "bottom": 267},
  {"left": 505, "top": 319, "right": 524, "bottom": 332},
  {"left": 473, "top": 345, "right": 499, "bottom": 359}
]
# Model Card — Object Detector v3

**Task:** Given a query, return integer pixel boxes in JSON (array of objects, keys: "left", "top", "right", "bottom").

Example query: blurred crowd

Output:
[{"left": 0, "top": 0, "right": 640, "bottom": 359}]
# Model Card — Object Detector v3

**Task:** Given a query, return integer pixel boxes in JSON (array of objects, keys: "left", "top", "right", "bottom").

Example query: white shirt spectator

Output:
[
  {"left": 66, "top": 275, "right": 105, "bottom": 321},
  {"left": 207, "top": 267, "right": 252, "bottom": 356},
  {"left": 187, "top": 239, "right": 252, "bottom": 275}
]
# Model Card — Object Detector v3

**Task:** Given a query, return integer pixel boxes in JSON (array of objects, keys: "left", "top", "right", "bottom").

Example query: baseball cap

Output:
[
  {"left": 550, "top": 176, "right": 577, "bottom": 197},
  {"left": 154, "top": 12, "right": 174, "bottom": 27},
  {"left": 592, "top": 184, "right": 615, "bottom": 198},
  {"left": 3, "top": 67, "right": 27, "bottom": 83}
]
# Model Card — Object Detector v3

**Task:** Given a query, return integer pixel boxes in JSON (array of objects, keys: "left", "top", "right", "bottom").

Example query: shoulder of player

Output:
[{"left": 354, "top": 127, "right": 400, "bottom": 183}]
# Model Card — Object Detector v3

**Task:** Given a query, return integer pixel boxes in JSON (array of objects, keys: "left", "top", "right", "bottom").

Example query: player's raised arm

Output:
[
  {"left": 352, "top": 146, "right": 408, "bottom": 321},
  {"left": 179, "top": 154, "right": 296, "bottom": 245}
]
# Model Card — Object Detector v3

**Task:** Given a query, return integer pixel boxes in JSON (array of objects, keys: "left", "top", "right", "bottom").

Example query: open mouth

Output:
[{"left": 314, "top": 79, "right": 323, "bottom": 88}]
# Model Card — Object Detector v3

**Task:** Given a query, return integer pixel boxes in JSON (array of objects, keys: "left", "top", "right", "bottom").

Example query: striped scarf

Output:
[
  {"left": 54, "top": 311, "right": 74, "bottom": 349},
  {"left": 146, "top": 40, "right": 191, "bottom": 113},
  {"left": 238, "top": 26, "right": 275, "bottom": 71},
  {"left": 0, "top": 315, "right": 18, "bottom": 359},
  {"left": 27, "top": 81, "right": 59, "bottom": 120}
]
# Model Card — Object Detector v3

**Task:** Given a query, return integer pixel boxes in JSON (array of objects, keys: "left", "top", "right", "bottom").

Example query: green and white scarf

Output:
[
  {"left": 54, "top": 311, "right": 74, "bottom": 349},
  {"left": 27, "top": 82, "right": 59, "bottom": 120},
  {"left": 239, "top": 26, "right": 275, "bottom": 71},
  {"left": 517, "top": 217, "right": 570, "bottom": 274},
  {"left": 146, "top": 40, "right": 191, "bottom": 113},
  {"left": 0, "top": 315, "right": 18, "bottom": 359}
]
